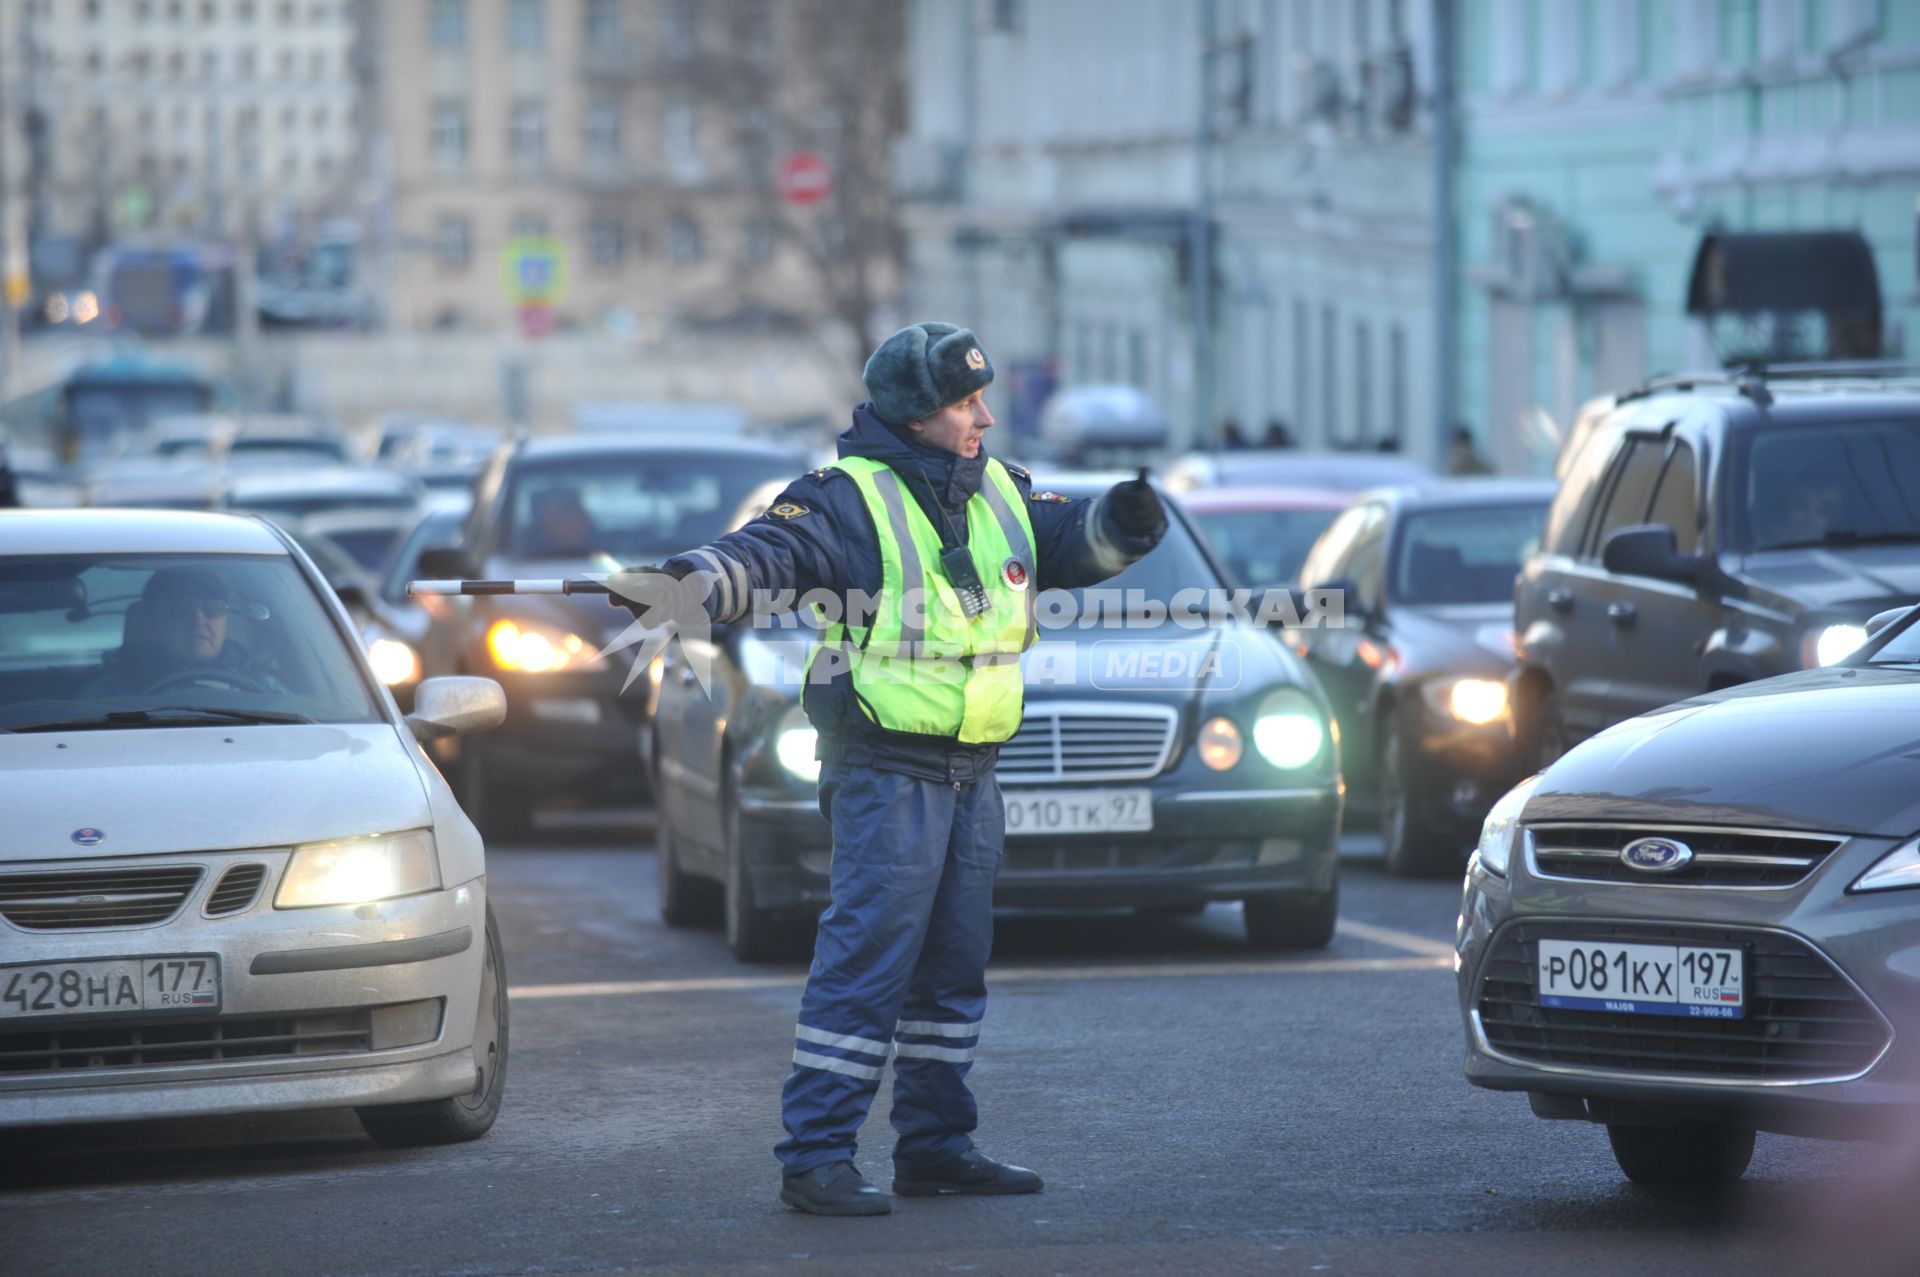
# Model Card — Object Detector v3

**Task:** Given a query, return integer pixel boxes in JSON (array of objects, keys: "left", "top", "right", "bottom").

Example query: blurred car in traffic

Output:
[
  {"left": 0, "top": 509, "right": 509, "bottom": 1146},
  {"left": 295, "top": 506, "right": 416, "bottom": 575},
  {"left": 1162, "top": 449, "right": 1435, "bottom": 495},
  {"left": 412, "top": 434, "right": 805, "bottom": 840},
  {"left": 220, "top": 466, "right": 424, "bottom": 522},
  {"left": 1292, "top": 480, "right": 1553, "bottom": 876},
  {"left": 1514, "top": 369, "right": 1920, "bottom": 767},
  {"left": 1459, "top": 604, "right": 1920, "bottom": 1186},
  {"left": 1036, "top": 385, "right": 1171, "bottom": 468},
  {"left": 648, "top": 478, "right": 1343, "bottom": 961},
  {"left": 80, "top": 458, "right": 225, "bottom": 510},
  {"left": 350, "top": 499, "right": 472, "bottom": 712},
  {"left": 1179, "top": 486, "right": 1350, "bottom": 589}
]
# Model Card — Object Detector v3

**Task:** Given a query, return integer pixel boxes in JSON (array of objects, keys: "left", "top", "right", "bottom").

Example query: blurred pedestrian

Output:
[
  {"left": 1446, "top": 425, "right": 1494, "bottom": 476},
  {"left": 1221, "top": 418, "right": 1248, "bottom": 450},
  {"left": 612, "top": 322, "right": 1167, "bottom": 1216},
  {"left": 1262, "top": 419, "right": 1295, "bottom": 449}
]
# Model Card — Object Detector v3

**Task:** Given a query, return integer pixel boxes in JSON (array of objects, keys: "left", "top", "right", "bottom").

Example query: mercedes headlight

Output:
[
  {"left": 1853, "top": 835, "right": 1920, "bottom": 893},
  {"left": 1251, "top": 688, "right": 1325, "bottom": 770},
  {"left": 774, "top": 705, "right": 820, "bottom": 783},
  {"left": 487, "top": 618, "right": 590, "bottom": 673},
  {"left": 1420, "top": 677, "right": 1508, "bottom": 726},
  {"left": 275, "top": 829, "right": 441, "bottom": 909},
  {"left": 1198, "top": 716, "right": 1243, "bottom": 771},
  {"left": 1473, "top": 774, "right": 1541, "bottom": 878},
  {"left": 1803, "top": 623, "right": 1868, "bottom": 668}
]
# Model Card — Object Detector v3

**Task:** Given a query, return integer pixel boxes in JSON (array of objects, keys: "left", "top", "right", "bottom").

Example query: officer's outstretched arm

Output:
[
  {"left": 1026, "top": 468, "right": 1168, "bottom": 592},
  {"left": 654, "top": 474, "right": 856, "bottom": 623}
]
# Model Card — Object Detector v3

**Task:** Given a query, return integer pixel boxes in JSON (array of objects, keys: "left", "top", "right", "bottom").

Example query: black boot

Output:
[
  {"left": 892, "top": 1149, "right": 1044, "bottom": 1197},
  {"left": 780, "top": 1161, "right": 892, "bottom": 1216}
]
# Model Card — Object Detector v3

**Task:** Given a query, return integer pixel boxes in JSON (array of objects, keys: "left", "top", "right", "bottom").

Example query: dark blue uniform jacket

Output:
[{"left": 667, "top": 404, "right": 1161, "bottom": 783}]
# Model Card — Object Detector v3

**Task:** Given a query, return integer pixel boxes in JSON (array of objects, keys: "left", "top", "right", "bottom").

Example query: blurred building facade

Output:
[
  {"left": 899, "top": 0, "right": 1445, "bottom": 460},
  {"left": 369, "top": 0, "right": 904, "bottom": 347},
  {"left": 1456, "top": 0, "right": 1920, "bottom": 472}
]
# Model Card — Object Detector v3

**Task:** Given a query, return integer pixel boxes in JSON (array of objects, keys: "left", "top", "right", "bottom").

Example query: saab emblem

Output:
[
  {"left": 71, "top": 828, "right": 106, "bottom": 846},
  {"left": 1002, "top": 558, "right": 1029, "bottom": 590},
  {"left": 1620, "top": 836, "right": 1692, "bottom": 874}
]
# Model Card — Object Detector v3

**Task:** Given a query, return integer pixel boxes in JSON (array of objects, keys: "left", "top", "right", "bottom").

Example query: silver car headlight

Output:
[
  {"left": 275, "top": 829, "right": 442, "bottom": 909},
  {"left": 1251, "top": 688, "right": 1325, "bottom": 770},
  {"left": 774, "top": 704, "right": 821, "bottom": 783},
  {"left": 1473, "top": 774, "right": 1541, "bottom": 878},
  {"left": 1852, "top": 835, "right": 1920, "bottom": 893}
]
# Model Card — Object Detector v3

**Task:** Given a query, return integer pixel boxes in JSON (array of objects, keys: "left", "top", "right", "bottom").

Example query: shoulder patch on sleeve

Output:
[
  {"left": 767, "top": 500, "right": 811, "bottom": 521},
  {"left": 1029, "top": 490, "right": 1072, "bottom": 504},
  {"left": 1002, "top": 462, "right": 1031, "bottom": 481},
  {"left": 807, "top": 466, "right": 834, "bottom": 480}
]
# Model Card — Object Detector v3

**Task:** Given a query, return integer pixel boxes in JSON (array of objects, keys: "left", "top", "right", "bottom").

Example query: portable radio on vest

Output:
[{"left": 938, "top": 544, "right": 992, "bottom": 618}]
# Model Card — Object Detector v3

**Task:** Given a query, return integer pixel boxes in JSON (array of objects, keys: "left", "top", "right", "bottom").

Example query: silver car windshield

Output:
[{"left": 0, "top": 553, "right": 381, "bottom": 730}]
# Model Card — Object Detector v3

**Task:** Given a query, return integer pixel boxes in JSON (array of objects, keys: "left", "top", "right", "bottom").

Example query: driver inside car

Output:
[{"left": 91, "top": 568, "right": 279, "bottom": 694}]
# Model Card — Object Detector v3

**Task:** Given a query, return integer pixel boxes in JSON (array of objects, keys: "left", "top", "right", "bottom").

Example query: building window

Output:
[
  {"left": 585, "top": 0, "right": 621, "bottom": 45},
  {"left": 510, "top": 99, "right": 547, "bottom": 170},
  {"left": 1388, "top": 324, "right": 1407, "bottom": 446},
  {"left": 310, "top": 50, "right": 326, "bottom": 80},
  {"left": 508, "top": 0, "right": 545, "bottom": 51},
  {"left": 431, "top": 98, "right": 468, "bottom": 171},
  {"left": 167, "top": 0, "right": 182, "bottom": 21},
  {"left": 743, "top": 215, "right": 775, "bottom": 264},
  {"left": 434, "top": 214, "right": 471, "bottom": 269},
  {"left": 168, "top": 49, "right": 185, "bottom": 77},
  {"left": 591, "top": 213, "right": 625, "bottom": 266},
  {"left": 200, "top": 48, "right": 217, "bottom": 75},
  {"left": 237, "top": 47, "right": 254, "bottom": 76},
  {"left": 282, "top": 103, "right": 297, "bottom": 129},
  {"left": 663, "top": 98, "right": 702, "bottom": 183},
  {"left": 431, "top": 0, "right": 466, "bottom": 49},
  {"left": 237, "top": 0, "right": 253, "bottom": 18},
  {"left": 512, "top": 213, "right": 548, "bottom": 237},
  {"left": 667, "top": 212, "right": 703, "bottom": 263},
  {"left": 311, "top": 105, "right": 328, "bottom": 131},
  {"left": 1292, "top": 298, "right": 1310, "bottom": 435},
  {"left": 1354, "top": 320, "right": 1374, "bottom": 444},
  {"left": 989, "top": 0, "right": 1021, "bottom": 33},
  {"left": 282, "top": 150, "right": 300, "bottom": 179},
  {"left": 664, "top": 0, "right": 697, "bottom": 59},
  {"left": 586, "top": 95, "right": 622, "bottom": 164},
  {"left": 1321, "top": 304, "right": 1342, "bottom": 446},
  {"left": 278, "top": 0, "right": 292, "bottom": 20},
  {"left": 278, "top": 49, "right": 294, "bottom": 76},
  {"left": 736, "top": 0, "right": 774, "bottom": 60},
  {"left": 85, "top": 47, "right": 102, "bottom": 72},
  {"left": 85, "top": 0, "right": 101, "bottom": 19}
]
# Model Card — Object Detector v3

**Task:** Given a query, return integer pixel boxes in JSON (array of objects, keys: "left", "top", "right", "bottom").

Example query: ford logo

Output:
[
  {"left": 70, "top": 828, "right": 105, "bottom": 846},
  {"left": 1620, "top": 836, "right": 1693, "bottom": 873}
]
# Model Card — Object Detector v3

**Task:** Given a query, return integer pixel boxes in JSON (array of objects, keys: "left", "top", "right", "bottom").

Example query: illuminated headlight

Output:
[
  {"left": 367, "top": 637, "right": 421, "bottom": 686},
  {"left": 1853, "top": 835, "right": 1920, "bottom": 893},
  {"left": 1421, "top": 677, "right": 1508, "bottom": 725},
  {"left": 1473, "top": 774, "right": 1541, "bottom": 878},
  {"left": 275, "top": 830, "right": 441, "bottom": 909},
  {"left": 1805, "top": 623, "right": 1869, "bottom": 668},
  {"left": 774, "top": 705, "right": 821, "bottom": 783},
  {"left": 1198, "top": 716, "right": 1243, "bottom": 771},
  {"left": 1251, "top": 689, "right": 1325, "bottom": 770},
  {"left": 487, "top": 618, "right": 590, "bottom": 673}
]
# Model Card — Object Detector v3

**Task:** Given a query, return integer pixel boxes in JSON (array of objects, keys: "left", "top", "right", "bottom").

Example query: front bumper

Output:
[
  {"left": 739, "top": 781, "right": 1342, "bottom": 913},
  {"left": 0, "top": 857, "right": 487, "bottom": 1128},
  {"left": 1455, "top": 833, "right": 1920, "bottom": 1140}
]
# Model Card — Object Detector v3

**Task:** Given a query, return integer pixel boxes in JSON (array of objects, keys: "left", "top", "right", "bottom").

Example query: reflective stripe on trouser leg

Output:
[
  {"left": 776, "top": 766, "right": 958, "bottom": 1176},
  {"left": 891, "top": 772, "right": 1003, "bottom": 1170}
]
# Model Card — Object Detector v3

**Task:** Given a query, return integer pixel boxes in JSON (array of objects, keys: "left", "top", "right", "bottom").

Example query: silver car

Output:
[
  {"left": 1457, "top": 608, "right": 1920, "bottom": 1185},
  {"left": 0, "top": 509, "right": 508, "bottom": 1146}
]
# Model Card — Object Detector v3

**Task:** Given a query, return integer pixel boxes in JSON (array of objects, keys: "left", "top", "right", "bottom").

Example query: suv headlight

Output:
[
  {"left": 1852, "top": 836, "right": 1920, "bottom": 893},
  {"left": 1251, "top": 688, "right": 1325, "bottom": 770},
  {"left": 1420, "top": 677, "right": 1509, "bottom": 725},
  {"left": 1473, "top": 774, "right": 1541, "bottom": 878},
  {"left": 773, "top": 704, "right": 821, "bottom": 783},
  {"left": 487, "top": 618, "right": 591, "bottom": 673},
  {"left": 275, "top": 829, "right": 441, "bottom": 908}
]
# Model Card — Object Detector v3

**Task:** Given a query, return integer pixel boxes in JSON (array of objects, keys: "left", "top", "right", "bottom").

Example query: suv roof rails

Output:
[
  {"left": 1616, "top": 370, "right": 1773, "bottom": 408},
  {"left": 1727, "top": 359, "right": 1920, "bottom": 380}
]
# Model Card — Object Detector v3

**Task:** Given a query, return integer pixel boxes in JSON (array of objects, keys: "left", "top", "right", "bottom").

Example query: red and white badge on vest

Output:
[{"left": 1002, "top": 557, "right": 1030, "bottom": 590}]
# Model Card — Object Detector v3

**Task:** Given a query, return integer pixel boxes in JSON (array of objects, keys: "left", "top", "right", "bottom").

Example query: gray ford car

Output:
[{"left": 1457, "top": 602, "right": 1920, "bottom": 1186}]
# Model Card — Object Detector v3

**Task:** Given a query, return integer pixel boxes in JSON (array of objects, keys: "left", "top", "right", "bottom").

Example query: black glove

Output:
[
  {"left": 605, "top": 561, "right": 693, "bottom": 617},
  {"left": 1106, "top": 467, "right": 1166, "bottom": 540}
]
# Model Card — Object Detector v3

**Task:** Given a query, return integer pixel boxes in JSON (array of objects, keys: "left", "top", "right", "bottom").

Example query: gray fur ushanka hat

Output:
[{"left": 862, "top": 322, "right": 996, "bottom": 425}]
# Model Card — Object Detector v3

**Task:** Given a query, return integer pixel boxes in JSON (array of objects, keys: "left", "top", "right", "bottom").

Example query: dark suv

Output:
[{"left": 1514, "top": 368, "right": 1920, "bottom": 762}]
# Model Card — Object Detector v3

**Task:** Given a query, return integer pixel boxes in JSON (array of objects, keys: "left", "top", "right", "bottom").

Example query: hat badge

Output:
[{"left": 965, "top": 347, "right": 986, "bottom": 370}]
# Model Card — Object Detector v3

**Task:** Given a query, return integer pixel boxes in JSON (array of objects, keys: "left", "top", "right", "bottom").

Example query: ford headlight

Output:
[
  {"left": 1804, "top": 623, "right": 1869, "bottom": 668},
  {"left": 1251, "top": 688, "right": 1324, "bottom": 770},
  {"left": 1852, "top": 835, "right": 1920, "bottom": 893},
  {"left": 1473, "top": 774, "right": 1541, "bottom": 878},
  {"left": 275, "top": 829, "right": 441, "bottom": 909},
  {"left": 774, "top": 705, "right": 820, "bottom": 783},
  {"left": 487, "top": 618, "right": 590, "bottom": 673},
  {"left": 1420, "top": 677, "right": 1508, "bottom": 726}
]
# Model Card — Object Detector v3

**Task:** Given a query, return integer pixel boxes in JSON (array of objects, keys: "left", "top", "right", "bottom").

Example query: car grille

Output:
[
  {"left": 0, "top": 1011, "right": 374, "bottom": 1074},
  {"left": 1476, "top": 921, "right": 1890, "bottom": 1082},
  {"left": 996, "top": 704, "right": 1179, "bottom": 784},
  {"left": 204, "top": 864, "right": 269, "bottom": 917},
  {"left": 0, "top": 866, "right": 205, "bottom": 931},
  {"left": 1529, "top": 824, "right": 1843, "bottom": 888}
]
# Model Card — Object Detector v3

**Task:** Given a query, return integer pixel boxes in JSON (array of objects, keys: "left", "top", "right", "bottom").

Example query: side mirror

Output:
[
  {"left": 1602, "top": 525, "right": 1699, "bottom": 584},
  {"left": 1307, "top": 578, "right": 1369, "bottom": 627},
  {"left": 415, "top": 546, "right": 475, "bottom": 581},
  {"left": 333, "top": 581, "right": 368, "bottom": 609},
  {"left": 406, "top": 676, "right": 506, "bottom": 743},
  {"left": 1866, "top": 604, "right": 1918, "bottom": 638}
]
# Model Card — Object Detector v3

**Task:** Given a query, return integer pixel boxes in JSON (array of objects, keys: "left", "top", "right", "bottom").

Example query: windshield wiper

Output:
[
  {"left": 1763, "top": 530, "right": 1920, "bottom": 552},
  {"left": 6, "top": 707, "right": 315, "bottom": 733}
]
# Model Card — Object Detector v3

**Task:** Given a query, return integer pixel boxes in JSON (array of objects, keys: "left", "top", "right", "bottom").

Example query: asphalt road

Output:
[{"left": 6, "top": 824, "right": 1918, "bottom": 1277}]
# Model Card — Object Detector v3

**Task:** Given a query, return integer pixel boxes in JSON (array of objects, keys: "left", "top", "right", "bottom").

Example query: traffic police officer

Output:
[{"left": 641, "top": 323, "right": 1167, "bottom": 1215}]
